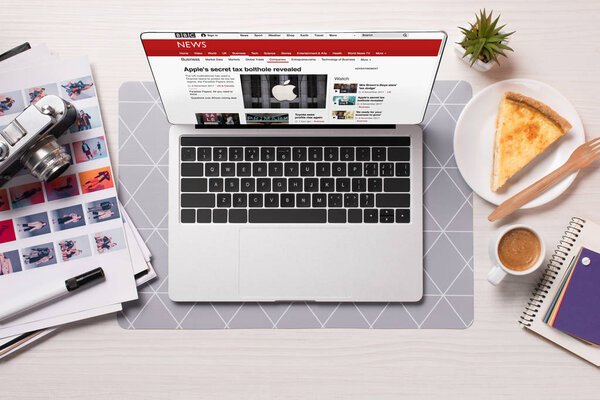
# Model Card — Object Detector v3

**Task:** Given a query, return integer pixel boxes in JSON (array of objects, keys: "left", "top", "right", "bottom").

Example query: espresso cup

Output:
[{"left": 488, "top": 224, "right": 545, "bottom": 285}]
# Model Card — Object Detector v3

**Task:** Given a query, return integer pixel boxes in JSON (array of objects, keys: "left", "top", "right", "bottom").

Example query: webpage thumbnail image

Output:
[{"left": 240, "top": 75, "right": 327, "bottom": 109}]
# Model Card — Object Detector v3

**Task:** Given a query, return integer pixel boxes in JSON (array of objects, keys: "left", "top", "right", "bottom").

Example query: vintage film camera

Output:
[{"left": 0, "top": 95, "right": 76, "bottom": 187}]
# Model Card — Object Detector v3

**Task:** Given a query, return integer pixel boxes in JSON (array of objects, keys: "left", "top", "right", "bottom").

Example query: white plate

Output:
[{"left": 454, "top": 79, "right": 585, "bottom": 208}]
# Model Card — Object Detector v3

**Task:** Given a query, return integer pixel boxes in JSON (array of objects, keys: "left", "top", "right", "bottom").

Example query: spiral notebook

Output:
[{"left": 520, "top": 217, "right": 600, "bottom": 366}]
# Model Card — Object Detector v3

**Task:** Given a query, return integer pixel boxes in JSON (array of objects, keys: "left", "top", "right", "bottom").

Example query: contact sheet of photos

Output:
[{"left": 0, "top": 59, "right": 130, "bottom": 279}]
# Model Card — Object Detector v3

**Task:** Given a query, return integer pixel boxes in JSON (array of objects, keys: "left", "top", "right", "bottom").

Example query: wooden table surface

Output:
[{"left": 2, "top": 1, "right": 600, "bottom": 398}]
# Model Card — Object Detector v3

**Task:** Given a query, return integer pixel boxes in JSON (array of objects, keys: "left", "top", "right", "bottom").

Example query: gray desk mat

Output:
[{"left": 117, "top": 80, "right": 473, "bottom": 329}]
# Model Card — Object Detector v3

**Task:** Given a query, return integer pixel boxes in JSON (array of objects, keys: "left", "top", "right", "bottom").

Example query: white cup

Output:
[{"left": 488, "top": 224, "right": 546, "bottom": 285}]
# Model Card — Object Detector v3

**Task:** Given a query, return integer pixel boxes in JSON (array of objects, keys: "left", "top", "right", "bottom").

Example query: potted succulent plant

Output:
[{"left": 455, "top": 9, "right": 515, "bottom": 71}]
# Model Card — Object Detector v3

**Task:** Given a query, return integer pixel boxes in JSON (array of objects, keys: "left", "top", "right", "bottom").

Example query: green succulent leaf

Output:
[{"left": 457, "top": 9, "right": 515, "bottom": 67}]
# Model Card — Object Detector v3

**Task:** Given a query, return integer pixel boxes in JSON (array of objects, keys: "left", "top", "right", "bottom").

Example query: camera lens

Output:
[{"left": 21, "top": 135, "right": 71, "bottom": 182}]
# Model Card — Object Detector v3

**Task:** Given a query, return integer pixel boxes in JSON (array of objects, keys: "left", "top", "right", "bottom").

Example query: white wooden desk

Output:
[{"left": 2, "top": 1, "right": 600, "bottom": 398}]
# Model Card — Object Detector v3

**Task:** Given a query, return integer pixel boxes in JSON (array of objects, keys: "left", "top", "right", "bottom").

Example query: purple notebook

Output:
[{"left": 552, "top": 247, "right": 600, "bottom": 345}]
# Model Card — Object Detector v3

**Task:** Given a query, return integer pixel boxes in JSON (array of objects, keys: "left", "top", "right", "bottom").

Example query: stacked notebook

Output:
[
  {"left": 520, "top": 217, "right": 600, "bottom": 365},
  {"left": 0, "top": 44, "right": 155, "bottom": 358}
]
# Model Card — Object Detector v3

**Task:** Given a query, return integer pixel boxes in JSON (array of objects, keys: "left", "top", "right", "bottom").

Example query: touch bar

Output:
[{"left": 181, "top": 136, "right": 410, "bottom": 147}]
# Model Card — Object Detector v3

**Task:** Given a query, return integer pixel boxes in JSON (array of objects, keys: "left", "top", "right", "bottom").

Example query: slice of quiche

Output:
[{"left": 491, "top": 91, "right": 572, "bottom": 192}]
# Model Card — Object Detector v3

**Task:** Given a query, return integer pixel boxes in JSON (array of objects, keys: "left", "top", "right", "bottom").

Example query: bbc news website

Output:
[{"left": 141, "top": 32, "right": 445, "bottom": 126}]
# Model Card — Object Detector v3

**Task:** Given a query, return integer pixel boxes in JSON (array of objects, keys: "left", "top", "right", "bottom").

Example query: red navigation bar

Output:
[{"left": 142, "top": 39, "right": 442, "bottom": 57}]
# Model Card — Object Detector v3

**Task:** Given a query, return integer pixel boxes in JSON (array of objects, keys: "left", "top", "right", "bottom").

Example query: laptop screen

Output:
[{"left": 141, "top": 31, "right": 446, "bottom": 126}]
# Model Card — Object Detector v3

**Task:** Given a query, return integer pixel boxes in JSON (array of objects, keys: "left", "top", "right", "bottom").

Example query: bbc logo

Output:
[{"left": 175, "top": 32, "right": 196, "bottom": 38}]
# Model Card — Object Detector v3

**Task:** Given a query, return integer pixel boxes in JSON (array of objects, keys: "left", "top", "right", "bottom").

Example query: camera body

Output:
[{"left": 0, "top": 95, "right": 76, "bottom": 187}]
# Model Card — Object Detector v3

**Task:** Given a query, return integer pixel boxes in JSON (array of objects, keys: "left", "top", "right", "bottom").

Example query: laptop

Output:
[{"left": 141, "top": 31, "right": 446, "bottom": 302}]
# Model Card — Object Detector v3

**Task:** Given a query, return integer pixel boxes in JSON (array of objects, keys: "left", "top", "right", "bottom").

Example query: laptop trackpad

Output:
[{"left": 239, "top": 228, "right": 351, "bottom": 300}]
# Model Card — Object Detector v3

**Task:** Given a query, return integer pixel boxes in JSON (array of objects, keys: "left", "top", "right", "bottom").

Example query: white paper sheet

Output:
[{"left": 0, "top": 57, "right": 137, "bottom": 338}]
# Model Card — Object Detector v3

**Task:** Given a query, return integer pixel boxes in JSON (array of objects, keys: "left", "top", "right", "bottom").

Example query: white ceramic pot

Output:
[{"left": 454, "top": 41, "right": 495, "bottom": 72}]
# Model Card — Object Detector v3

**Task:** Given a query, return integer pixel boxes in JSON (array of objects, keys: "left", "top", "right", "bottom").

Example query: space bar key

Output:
[{"left": 249, "top": 209, "right": 327, "bottom": 223}]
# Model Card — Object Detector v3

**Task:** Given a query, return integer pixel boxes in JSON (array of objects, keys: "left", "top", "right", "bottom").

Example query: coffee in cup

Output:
[
  {"left": 488, "top": 224, "right": 545, "bottom": 285},
  {"left": 497, "top": 227, "right": 541, "bottom": 272}
]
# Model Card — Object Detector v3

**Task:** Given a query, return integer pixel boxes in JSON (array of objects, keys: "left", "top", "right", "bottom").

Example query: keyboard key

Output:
[
  {"left": 324, "top": 147, "right": 338, "bottom": 161},
  {"left": 214, "top": 147, "right": 227, "bottom": 161},
  {"left": 320, "top": 178, "right": 334, "bottom": 192},
  {"left": 384, "top": 178, "right": 410, "bottom": 192},
  {"left": 225, "top": 178, "right": 239, "bottom": 192},
  {"left": 257, "top": 178, "right": 271, "bottom": 192},
  {"left": 249, "top": 194, "right": 263, "bottom": 207},
  {"left": 336, "top": 178, "right": 350, "bottom": 192},
  {"left": 181, "top": 194, "right": 215, "bottom": 208},
  {"left": 229, "top": 209, "right": 247, "bottom": 223},
  {"left": 396, "top": 163, "right": 410, "bottom": 177},
  {"left": 340, "top": 147, "right": 354, "bottom": 161},
  {"left": 261, "top": 147, "right": 275, "bottom": 161},
  {"left": 269, "top": 163, "right": 283, "bottom": 176},
  {"left": 304, "top": 178, "right": 318, "bottom": 192},
  {"left": 396, "top": 209, "right": 410, "bottom": 223},
  {"left": 253, "top": 163, "right": 267, "bottom": 176},
  {"left": 273, "top": 178, "right": 287, "bottom": 192},
  {"left": 296, "top": 193, "right": 311, "bottom": 207},
  {"left": 293, "top": 147, "right": 307, "bottom": 161},
  {"left": 332, "top": 163, "right": 346, "bottom": 176},
  {"left": 364, "top": 209, "right": 378, "bottom": 223},
  {"left": 348, "top": 209, "right": 362, "bottom": 223},
  {"left": 364, "top": 163, "right": 378, "bottom": 176},
  {"left": 368, "top": 178, "right": 382, "bottom": 192},
  {"left": 221, "top": 163, "right": 235, "bottom": 176},
  {"left": 233, "top": 193, "right": 247, "bottom": 207},
  {"left": 284, "top": 163, "right": 299, "bottom": 177},
  {"left": 197, "top": 147, "right": 211, "bottom": 161},
  {"left": 380, "top": 163, "right": 394, "bottom": 176},
  {"left": 360, "top": 193, "right": 374, "bottom": 208},
  {"left": 372, "top": 147, "right": 386, "bottom": 161},
  {"left": 181, "top": 209, "right": 195, "bottom": 223},
  {"left": 308, "top": 147, "right": 323, "bottom": 161},
  {"left": 237, "top": 163, "right": 252, "bottom": 176},
  {"left": 380, "top": 209, "right": 394, "bottom": 223},
  {"left": 229, "top": 147, "right": 244, "bottom": 161},
  {"left": 348, "top": 163, "right": 362, "bottom": 176},
  {"left": 344, "top": 193, "right": 359, "bottom": 208},
  {"left": 245, "top": 147, "right": 259, "bottom": 161},
  {"left": 249, "top": 209, "right": 327, "bottom": 223},
  {"left": 213, "top": 209, "right": 227, "bottom": 223},
  {"left": 196, "top": 209, "right": 211, "bottom": 223},
  {"left": 217, "top": 193, "right": 231, "bottom": 207},
  {"left": 277, "top": 147, "right": 291, "bottom": 161},
  {"left": 205, "top": 163, "right": 219, "bottom": 177},
  {"left": 281, "top": 194, "right": 295, "bottom": 207},
  {"left": 265, "top": 194, "right": 279, "bottom": 207},
  {"left": 312, "top": 194, "right": 326, "bottom": 207},
  {"left": 356, "top": 147, "right": 370, "bottom": 161},
  {"left": 376, "top": 194, "right": 410, "bottom": 208},
  {"left": 388, "top": 147, "right": 410, "bottom": 161},
  {"left": 209, "top": 178, "right": 223, "bottom": 192},
  {"left": 181, "top": 163, "right": 204, "bottom": 177},
  {"left": 328, "top": 193, "right": 342, "bottom": 207},
  {"left": 181, "top": 178, "right": 207, "bottom": 192},
  {"left": 316, "top": 163, "right": 331, "bottom": 176},
  {"left": 288, "top": 178, "right": 303, "bottom": 192},
  {"left": 328, "top": 209, "right": 346, "bottom": 223},
  {"left": 300, "top": 163, "right": 315, "bottom": 176},
  {"left": 241, "top": 178, "right": 255, "bottom": 192},
  {"left": 352, "top": 178, "right": 366, "bottom": 192},
  {"left": 181, "top": 147, "right": 196, "bottom": 161}
]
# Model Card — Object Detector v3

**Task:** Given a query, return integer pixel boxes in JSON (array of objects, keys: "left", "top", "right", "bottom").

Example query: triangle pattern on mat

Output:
[{"left": 117, "top": 81, "right": 474, "bottom": 330}]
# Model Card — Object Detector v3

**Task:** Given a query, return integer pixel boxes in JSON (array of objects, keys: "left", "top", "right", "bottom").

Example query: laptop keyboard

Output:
[{"left": 179, "top": 137, "right": 411, "bottom": 224}]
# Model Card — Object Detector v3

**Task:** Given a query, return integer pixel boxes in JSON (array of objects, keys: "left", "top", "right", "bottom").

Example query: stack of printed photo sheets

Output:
[{"left": 0, "top": 44, "right": 155, "bottom": 359}]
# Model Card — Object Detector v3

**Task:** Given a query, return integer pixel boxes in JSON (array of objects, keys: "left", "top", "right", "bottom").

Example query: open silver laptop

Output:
[{"left": 141, "top": 31, "right": 446, "bottom": 302}]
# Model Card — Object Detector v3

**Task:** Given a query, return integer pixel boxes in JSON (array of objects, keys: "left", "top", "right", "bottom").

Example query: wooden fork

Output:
[{"left": 488, "top": 137, "right": 600, "bottom": 222}]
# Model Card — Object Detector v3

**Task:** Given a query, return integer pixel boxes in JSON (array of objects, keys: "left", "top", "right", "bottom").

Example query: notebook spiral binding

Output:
[{"left": 519, "top": 217, "right": 585, "bottom": 327}]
